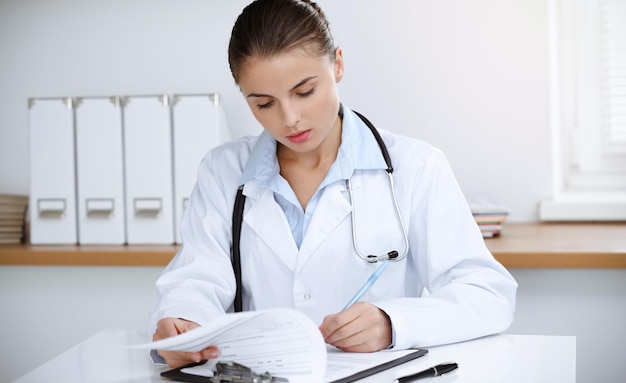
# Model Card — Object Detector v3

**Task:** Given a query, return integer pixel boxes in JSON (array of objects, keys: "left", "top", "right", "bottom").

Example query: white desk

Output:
[{"left": 12, "top": 330, "right": 575, "bottom": 383}]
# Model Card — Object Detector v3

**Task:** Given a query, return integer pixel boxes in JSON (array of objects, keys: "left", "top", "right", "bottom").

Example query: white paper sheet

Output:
[
  {"left": 132, "top": 308, "right": 425, "bottom": 383},
  {"left": 132, "top": 309, "right": 326, "bottom": 382}
]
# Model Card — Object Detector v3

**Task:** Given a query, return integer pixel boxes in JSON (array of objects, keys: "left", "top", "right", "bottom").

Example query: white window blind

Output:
[
  {"left": 604, "top": 0, "right": 626, "bottom": 147},
  {"left": 541, "top": 0, "right": 626, "bottom": 220},
  {"left": 571, "top": 0, "right": 626, "bottom": 183}
]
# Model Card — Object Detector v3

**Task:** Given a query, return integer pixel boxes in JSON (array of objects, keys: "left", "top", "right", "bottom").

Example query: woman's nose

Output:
[{"left": 282, "top": 104, "right": 301, "bottom": 128}]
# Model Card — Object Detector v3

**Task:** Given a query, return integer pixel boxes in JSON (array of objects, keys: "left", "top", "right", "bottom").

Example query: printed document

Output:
[{"left": 131, "top": 308, "right": 424, "bottom": 382}]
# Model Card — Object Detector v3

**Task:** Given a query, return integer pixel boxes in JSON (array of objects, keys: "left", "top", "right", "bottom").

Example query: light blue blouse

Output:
[{"left": 239, "top": 106, "right": 387, "bottom": 248}]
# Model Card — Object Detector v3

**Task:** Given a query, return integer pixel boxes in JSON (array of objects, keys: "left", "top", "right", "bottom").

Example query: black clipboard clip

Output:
[{"left": 161, "top": 360, "right": 289, "bottom": 383}]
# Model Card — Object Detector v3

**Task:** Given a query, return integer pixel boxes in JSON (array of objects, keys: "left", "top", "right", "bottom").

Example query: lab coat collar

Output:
[
  {"left": 296, "top": 181, "right": 351, "bottom": 273},
  {"left": 240, "top": 182, "right": 299, "bottom": 270},
  {"left": 241, "top": 176, "right": 352, "bottom": 275}
]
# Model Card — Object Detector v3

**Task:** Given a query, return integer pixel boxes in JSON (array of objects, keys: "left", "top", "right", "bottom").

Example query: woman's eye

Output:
[
  {"left": 256, "top": 101, "right": 274, "bottom": 110},
  {"left": 297, "top": 88, "right": 315, "bottom": 98}
]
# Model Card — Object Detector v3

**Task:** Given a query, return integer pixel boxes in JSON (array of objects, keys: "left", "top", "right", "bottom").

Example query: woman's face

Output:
[{"left": 237, "top": 48, "right": 344, "bottom": 155}]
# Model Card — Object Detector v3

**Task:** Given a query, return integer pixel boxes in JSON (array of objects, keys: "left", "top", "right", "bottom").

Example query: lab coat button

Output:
[{"left": 304, "top": 293, "right": 311, "bottom": 300}]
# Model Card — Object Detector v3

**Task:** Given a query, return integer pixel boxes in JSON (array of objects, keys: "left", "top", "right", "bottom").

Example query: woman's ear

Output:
[{"left": 334, "top": 47, "right": 345, "bottom": 82}]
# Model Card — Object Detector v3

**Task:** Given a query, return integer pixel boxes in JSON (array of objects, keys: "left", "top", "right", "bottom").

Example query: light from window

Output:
[{"left": 541, "top": 0, "right": 626, "bottom": 220}]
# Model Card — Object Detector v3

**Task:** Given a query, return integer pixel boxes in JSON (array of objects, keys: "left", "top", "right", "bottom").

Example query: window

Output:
[{"left": 541, "top": 0, "right": 626, "bottom": 220}]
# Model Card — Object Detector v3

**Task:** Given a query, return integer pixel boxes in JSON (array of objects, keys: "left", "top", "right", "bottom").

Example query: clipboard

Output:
[
  {"left": 160, "top": 348, "right": 428, "bottom": 383},
  {"left": 161, "top": 364, "right": 215, "bottom": 383},
  {"left": 329, "top": 348, "right": 428, "bottom": 383}
]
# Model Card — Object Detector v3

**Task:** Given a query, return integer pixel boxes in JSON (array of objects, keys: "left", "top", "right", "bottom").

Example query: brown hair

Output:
[{"left": 228, "top": 0, "right": 336, "bottom": 84}]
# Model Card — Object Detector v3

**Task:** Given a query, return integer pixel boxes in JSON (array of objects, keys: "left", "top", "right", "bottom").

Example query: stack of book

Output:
[
  {"left": 470, "top": 203, "right": 510, "bottom": 238},
  {"left": 0, "top": 194, "right": 29, "bottom": 244}
]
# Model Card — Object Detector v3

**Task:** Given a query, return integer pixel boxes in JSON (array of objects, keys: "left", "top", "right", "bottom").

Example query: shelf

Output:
[
  {"left": 0, "top": 223, "right": 625, "bottom": 268},
  {"left": 483, "top": 222, "right": 626, "bottom": 268},
  {"left": 0, "top": 244, "right": 177, "bottom": 266}
]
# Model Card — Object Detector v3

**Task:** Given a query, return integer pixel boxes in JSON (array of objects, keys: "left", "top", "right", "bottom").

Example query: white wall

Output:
[{"left": 0, "top": 0, "right": 551, "bottom": 221}]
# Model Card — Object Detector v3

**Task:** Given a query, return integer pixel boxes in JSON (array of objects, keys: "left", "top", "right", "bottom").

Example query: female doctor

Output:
[{"left": 152, "top": 0, "right": 517, "bottom": 368}]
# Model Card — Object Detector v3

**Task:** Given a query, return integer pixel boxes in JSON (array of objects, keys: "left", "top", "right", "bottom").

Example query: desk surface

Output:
[
  {"left": 0, "top": 222, "right": 624, "bottom": 268},
  {"left": 11, "top": 330, "right": 575, "bottom": 383}
]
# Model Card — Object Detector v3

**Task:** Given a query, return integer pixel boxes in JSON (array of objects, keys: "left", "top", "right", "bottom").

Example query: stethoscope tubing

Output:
[{"left": 347, "top": 170, "right": 409, "bottom": 263}]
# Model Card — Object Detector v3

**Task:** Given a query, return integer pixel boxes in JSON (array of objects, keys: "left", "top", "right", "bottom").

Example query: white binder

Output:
[
  {"left": 75, "top": 97, "right": 126, "bottom": 244},
  {"left": 28, "top": 98, "right": 78, "bottom": 244},
  {"left": 122, "top": 95, "right": 174, "bottom": 244},
  {"left": 171, "top": 94, "right": 231, "bottom": 244}
]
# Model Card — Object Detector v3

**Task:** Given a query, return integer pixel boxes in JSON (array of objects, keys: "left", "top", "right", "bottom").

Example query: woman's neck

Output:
[{"left": 277, "top": 116, "right": 342, "bottom": 210}]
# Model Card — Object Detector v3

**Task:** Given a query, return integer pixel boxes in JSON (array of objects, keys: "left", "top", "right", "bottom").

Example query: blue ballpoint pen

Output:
[{"left": 342, "top": 261, "right": 390, "bottom": 311}]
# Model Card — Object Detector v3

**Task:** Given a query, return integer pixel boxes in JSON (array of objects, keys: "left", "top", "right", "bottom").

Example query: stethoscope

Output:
[
  {"left": 349, "top": 110, "right": 410, "bottom": 264},
  {"left": 230, "top": 108, "right": 410, "bottom": 311}
]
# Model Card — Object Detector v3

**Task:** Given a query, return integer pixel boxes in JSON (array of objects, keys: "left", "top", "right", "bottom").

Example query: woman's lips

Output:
[{"left": 286, "top": 130, "right": 311, "bottom": 144}]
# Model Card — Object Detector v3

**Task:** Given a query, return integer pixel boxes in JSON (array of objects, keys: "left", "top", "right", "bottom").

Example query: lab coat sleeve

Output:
[
  {"left": 374, "top": 147, "right": 517, "bottom": 349},
  {"left": 149, "top": 144, "right": 244, "bottom": 334}
]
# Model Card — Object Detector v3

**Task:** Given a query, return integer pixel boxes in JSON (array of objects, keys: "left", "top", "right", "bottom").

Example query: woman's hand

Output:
[
  {"left": 319, "top": 302, "right": 392, "bottom": 352},
  {"left": 153, "top": 317, "right": 220, "bottom": 368}
]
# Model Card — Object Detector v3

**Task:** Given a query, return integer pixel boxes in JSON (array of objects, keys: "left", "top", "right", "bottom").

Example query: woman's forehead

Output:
[
  {"left": 238, "top": 51, "right": 332, "bottom": 92},
  {"left": 234, "top": 43, "right": 333, "bottom": 76}
]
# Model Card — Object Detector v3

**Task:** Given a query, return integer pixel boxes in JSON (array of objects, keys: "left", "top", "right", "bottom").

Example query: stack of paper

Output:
[
  {"left": 470, "top": 203, "right": 510, "bottom": 238},
  {"left": 0, "top": 194, "right": 29, "bottom": 244},
  {"left": 133, "top": 308, "right": 427, "bottom": 383}
]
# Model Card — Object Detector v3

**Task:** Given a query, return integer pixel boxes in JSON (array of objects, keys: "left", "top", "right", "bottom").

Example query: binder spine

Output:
[
  {"left": 27, "top": 93, "right": 230, "bottom": 245},
  {"left": 28, "top": 97, "right": 78, "bottom": 244}
]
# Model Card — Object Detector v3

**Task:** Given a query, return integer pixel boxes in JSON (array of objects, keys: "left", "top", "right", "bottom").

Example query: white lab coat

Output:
[{"left": 151, "top": 109, "right": 517, "bottom": 350}]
